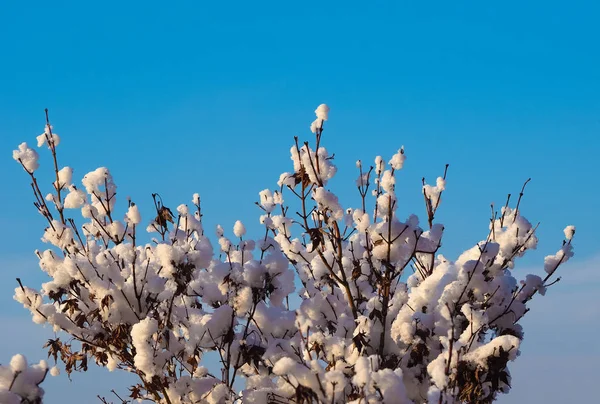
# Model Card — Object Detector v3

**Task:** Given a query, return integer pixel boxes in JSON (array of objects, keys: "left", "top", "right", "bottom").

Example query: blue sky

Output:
[{"left": 0, "top": 1, "right": 598, "bottom": 402}]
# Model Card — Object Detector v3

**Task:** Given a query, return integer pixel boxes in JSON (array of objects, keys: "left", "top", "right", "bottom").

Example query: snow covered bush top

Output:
[
  {"left": 0, "top": 354, "right": 53, "bottom": 404},
  {"left": 13, "top": 106, "right": 574, "bottom": 403}
]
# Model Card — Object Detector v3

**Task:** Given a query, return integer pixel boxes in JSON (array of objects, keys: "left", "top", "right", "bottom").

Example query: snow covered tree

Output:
[{"left": 12, "top": 105, "right": 575, "bottom": 403}]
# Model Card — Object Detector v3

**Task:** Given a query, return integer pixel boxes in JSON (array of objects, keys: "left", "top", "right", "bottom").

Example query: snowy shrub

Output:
[{"left": 12, "top": 106, "right": 574, "bottom": 403}]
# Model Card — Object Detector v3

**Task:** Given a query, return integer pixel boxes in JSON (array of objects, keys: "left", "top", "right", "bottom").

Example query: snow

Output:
[
  {"left": 389, "top": 147, "right": 406, "bottom": 170},
  {"left": 233, "top": 220, "right": 246, "bottom": 238},
  {"left": 312, "top": 187, "right": 344, "bottom": 221},
  {"left": 131, "top": 317, "right": 159, "bottom": 380},
  {"left": 36, "top": 125, "right": 60, "bottom": 148},
  {"left": 12, "top": 143, "right": 39, "bottom": 173},
  {"left": 0, "top": 354, "right": 53, "bottom": 404},
  {"left": 9, "top": 355, "right": 27, "bottom": 373},
  {"left": 310, "top": 103, "right": 330, "bottom": 133},
  {"left": 564, "top": 225, "right": 576, "bottom": 240},
  {"left": 126, "top": 204, "right": 141, "bottom": 224},
  {"left": 315, "top": 103, "right": 330, "bottom": 121},
  {"left": 544, "top": 242, "right": 574, "bottom": 274}
]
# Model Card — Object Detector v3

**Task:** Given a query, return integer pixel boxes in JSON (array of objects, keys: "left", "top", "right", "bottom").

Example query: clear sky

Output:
[{"left": 0, "top": 1, "right": 598, "bottom": 403}]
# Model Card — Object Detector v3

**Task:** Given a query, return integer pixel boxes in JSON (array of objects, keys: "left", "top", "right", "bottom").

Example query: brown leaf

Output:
[
  {"left": 61, "top": 299, "right": 79, "bottom": 315},
  {"left": 101, "top": 294, "right": 114, "bottom": 310},
  {"left": 373, "top": 238, "right": 384, "bottom": 247},
  {"left": 44, "top": 338, "right": 62, "bottom": 363},
  {"left": 222, "top": 327, "right": 234, "bottom": 344},
  {"left": 48, "top": 288, "right": 67, "bottom": 303},
  {"left": 155, "top": 206, "right": 174, "bottom": 228},
  {"left": 352, "top": 264, "right": 362, "bottom": 280},
  {"left": 129, "top": 385, "right": 143, "bottom": 400},
  {"left": 74, "top": 313, "right": 87, "bottom": 327},
  {"left": 292, "top": 166, "right": 311, "bottom": 188},
  {"left": 186, "top": 356, "right": 198, "bottom": 368},
  {"left": 307, "top": 228, "right": 324, "bottom": 253}
]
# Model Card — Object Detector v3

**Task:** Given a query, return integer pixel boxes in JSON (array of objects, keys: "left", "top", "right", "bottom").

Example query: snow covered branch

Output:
[
  {"left": 12, "top": 104, "right": 575, "bottom": 403},
  {"left": 0, "top": 354, "right": 56, "bottom": 404}
]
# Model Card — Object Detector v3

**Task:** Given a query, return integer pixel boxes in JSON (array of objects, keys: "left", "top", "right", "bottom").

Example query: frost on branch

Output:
[{"left": 13, "top": 106, "right": 575, "bottom": 403}]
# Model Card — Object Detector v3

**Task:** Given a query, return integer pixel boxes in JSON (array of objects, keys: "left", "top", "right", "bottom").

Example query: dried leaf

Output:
[{"left": 307, "top": 228, "right": 324, "bottom": 252}]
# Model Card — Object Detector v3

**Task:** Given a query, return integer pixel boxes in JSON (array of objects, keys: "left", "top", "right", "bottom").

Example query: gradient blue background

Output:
[{"left": 0, "top": 1, "right": 598, "bottom": 402}]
